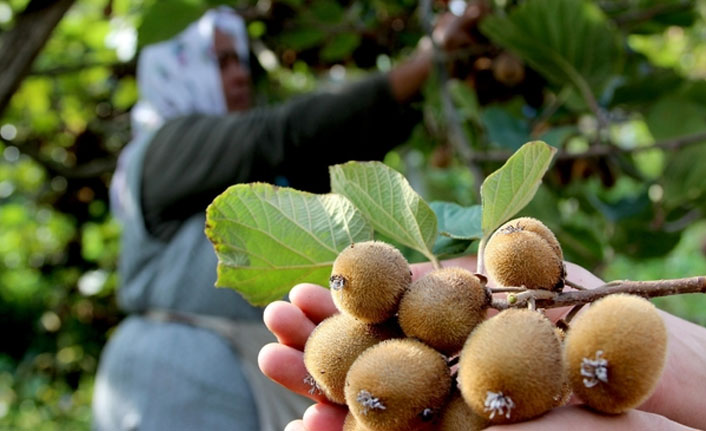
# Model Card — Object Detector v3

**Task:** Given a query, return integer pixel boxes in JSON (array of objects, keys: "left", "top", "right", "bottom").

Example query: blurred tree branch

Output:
[
  {"left": 28, "top": 59, "right": 137, "bottom": 78},
  {"left": 464, "top": 130, "right": 706, "bottom": 163},
  {"left": 14, "top": 137, "right": 117, "bottom": 179},
  {"left": 612, "top": 0, "right": 694, "bottom": 28},
  {"left": 0, "top": 0, "right": 76, "bottom": 115}
]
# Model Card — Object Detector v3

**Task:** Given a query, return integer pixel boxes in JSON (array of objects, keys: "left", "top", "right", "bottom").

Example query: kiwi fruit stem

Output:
[{"left": 477, "top": 236, "right": 487, "bottom": 275}]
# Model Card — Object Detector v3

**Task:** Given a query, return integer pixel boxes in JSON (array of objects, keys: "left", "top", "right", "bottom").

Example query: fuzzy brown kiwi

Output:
[
  {"left": 564, "top": 294, "right": 667, "bottom": 413},
  {"left": 437, "top": 391, "right": 490, "bottom": 431},
  {"left": 345, "top": 338, "right": 451, "bottom": 431},
  {"left": 397, "top": 267, "right": 490, "bottom": 355},
  {"left": 303, "top": 313, "right": 399, "bottom": 404},
  {"left": 330, "top": 241, "right": 411, "bottom": 323},
  {"left": 492, "top": 51, "right": 525, "bottom": 87},
  {"left": 458, "top": 309, "right": 565, "bottom": 424},
  {"left": 484, "top": 218, "right": 565, "bottom": 291},
  {"left": 343, "top": 412, "right": 371, "bottom": 431},
  {"left": 505, "top": 217, "right": 563, "bottom": 260}
]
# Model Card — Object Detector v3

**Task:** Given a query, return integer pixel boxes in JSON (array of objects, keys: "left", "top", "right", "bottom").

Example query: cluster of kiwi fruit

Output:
[{"left": 303, "top": 217, "right": 669, "bottom": 430}]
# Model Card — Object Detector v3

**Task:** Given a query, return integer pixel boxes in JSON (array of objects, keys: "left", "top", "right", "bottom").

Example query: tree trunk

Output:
[{"left": 0, "top": 0, "right": 76, "bottom": 115}]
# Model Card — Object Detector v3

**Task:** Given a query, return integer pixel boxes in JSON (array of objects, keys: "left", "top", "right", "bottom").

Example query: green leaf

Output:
[
  {"left": 137, "top": 0, "right": 204, "bottom": 47},
  {"left": 480, "top": 0, "right": 622, "bottom": 104},
  {"left": 280, "top": 27, "right": 327, "bottom": 50},
  {"left": 311, "top": 0, "right": 345, "bottom": 22},
  {"left": 558, "top": 223, "right": 605, "bottom": 268},
  {"left": 330, "top": 161, "right": 438, "bottom": 262},
  {"left": 205, "top": 183, "right": 373, "bottom": 306},
  {"left": 449, "top": 79, "right": 481, "bottom": 124},
  {"left": 431, "top": 202, "right": 482, "bottom": 240},
  {"left": 662, "top": 144, "right": 706, "bottom": 209},
  {"left": 321, "top": 32, "right": 361, "bottom": 62},
  {"left": 481, "top": 141, "right": 557, "bottom": 237},
  {"left": 429, "top": 202, "right": 481, "bottom": 258},
  {"left": 481, "top": 106, "right": 530, "bottom": 150},
  {"left": 646, "top": 96, "right": 706, "bottom": 140}
]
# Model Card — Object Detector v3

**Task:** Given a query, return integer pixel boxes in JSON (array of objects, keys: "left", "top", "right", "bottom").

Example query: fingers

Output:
[
  {"left": 303, "top": 403, "right": 348, "bottom": 431},
  {"left": 284, "top": 420, "right": 307, "bottom": 431},
  {"left": 289, "top": 283, "right": 338, "bottom": 324},
  {"left": 484, "top": 405, "right": 695, "bottom": 431},
  {"left": 257, "top": 343, "right": 329, "bottom": 403},
  {"left": 263, "top": 300, "right": 316, "bottom": 350}
]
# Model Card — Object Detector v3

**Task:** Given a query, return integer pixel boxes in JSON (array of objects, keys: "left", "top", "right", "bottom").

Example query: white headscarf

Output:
[{"left": 111, "top": 6, "right": 249, "bottom": 219}]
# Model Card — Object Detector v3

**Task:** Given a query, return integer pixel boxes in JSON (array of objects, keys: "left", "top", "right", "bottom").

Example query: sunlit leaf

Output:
[
  {"left": 481, "top": 141, "right": 557, "bottom": 237},
  {"left": 205, "top": 183, "right": 373, "bottom": 305},
  {"left": 330, "top": 161, "right": 438, "bottom": 261}
]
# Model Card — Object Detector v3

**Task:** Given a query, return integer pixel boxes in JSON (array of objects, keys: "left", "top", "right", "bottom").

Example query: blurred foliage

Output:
[{"left": 1, "top": 0, "right": 706, "bottom": 428}]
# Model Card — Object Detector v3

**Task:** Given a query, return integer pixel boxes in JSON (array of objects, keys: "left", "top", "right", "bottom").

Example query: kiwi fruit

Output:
[
  {"left": 564, "top": 294, "right": 668, "bottom": 413},
  {"left": 457, "top": 308, "right": 565, "bottom": 424},
  {"left": 437, "top": 391, "right": 489, "bottom": 431},
  {"left": 303, "top": 313, "right": 400, "bottom": 404},
  {"left": 343, "top": 412, "right": 371, "bottom": 431},
  {"left": 397, "top": 267, "right": 489, "bottom": 355},
  {"left": 345, "top": 338, "right": 452, "bottom": 431},
  {"left": 492, "top": 51, "right": 525, "bottom": 87},
  {"left": 484, "top": 217, "right": 565, "bottom": 291},
  {"left": 330, "top": 241, "right": 412, "bottom": 323},
  {"left": 507, "top": 217, "right": 563, "bottom": 260}
]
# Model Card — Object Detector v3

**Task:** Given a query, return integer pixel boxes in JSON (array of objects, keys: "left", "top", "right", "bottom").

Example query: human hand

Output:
[
  {"left": 431, "top": 0, "right": 489, "bottom": 53},
  {"left": 259, "top": 256, "right": 476, "bottom": 430},
  {"left": 259, "top": 257, "right": 706, "bottom": 431}
]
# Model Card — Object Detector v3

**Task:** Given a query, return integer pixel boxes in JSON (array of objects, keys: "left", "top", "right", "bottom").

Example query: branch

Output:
[
  {"left": 13, "top": 139, "right": 117, "bottom": 179},
  {"left": 464, "top": 130, "right": 706, "bottom": 163},
  {"left": 419, "top": 0, "right": 483, "bottom": 200},
  {"left": 0, "top": 0, "right": 76, "bottom": 115},
  {"left": 491, "top": 276, "right": 706, "bottom": 310},
  {"left": 612, "top": 0, "right": 694, "bottom": 28},
  {"left": 29, "top": 59, "right": 136, "bottom": 77}
]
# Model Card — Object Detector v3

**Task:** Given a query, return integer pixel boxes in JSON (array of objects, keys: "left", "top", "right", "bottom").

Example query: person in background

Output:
[
  {"left": 260, "top": 256, "right": 706, "bottom": 431},
  {"left": 92, "top": 5, "right": 483, "bottom": 431}
]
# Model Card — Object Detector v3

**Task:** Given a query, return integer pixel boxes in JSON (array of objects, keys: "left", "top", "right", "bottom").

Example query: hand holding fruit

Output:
[{"left": 259, "top": 219, "right": 706, "bottom": 430}]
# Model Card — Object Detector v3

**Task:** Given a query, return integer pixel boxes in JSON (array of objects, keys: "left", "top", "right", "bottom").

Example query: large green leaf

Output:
[
  {"left": 646, "top": 95, "right": 706, "bottom": 208},
  {"left": 480, "top": 0, "right": 622, "bottom": 102},
  {"left": 481, "top": 106, "right": 530, "bottom": 150},
  {"left": 321, "top": 33, "right": 361, "bottom": 62},
  {"left": 481, "top": 141, "right": 557, "bottom": 237},
  {"left": 431, "top": 202, "right": 482, "bottom": 240},
  {"left": 329, "top": 161, "right": 438, "bottom": 262},
  {"left": 205, "top": 183, "right": 373, "bottom": 305},
  {"left": 137, "top": 0, "right": 205, "bottom": 47},
  {"left": 430, "top": 202, "right": 482, "bottom": 258}
]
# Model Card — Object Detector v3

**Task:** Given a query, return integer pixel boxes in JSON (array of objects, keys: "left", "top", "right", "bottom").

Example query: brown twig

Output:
[
  {"left": 491, "top": 276, "right": 706, "bottom": 310},
  {"left": 464, "top": 130, "right": 706, "bottom": 163},
  {"left": 489, "top": 287, "right": 527, "bottom": 293},
  {"left": 555, "top": 303, "right": 586, "bottom": 331},
  {"left": 419, "top": 0, "right": 483, "bottom": 201},
  {"left": 612, "top": 0, "right": 694, "bottom": 28},
  {"left": 564, "top": 279, "right": 587, "bottom": 291}
]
